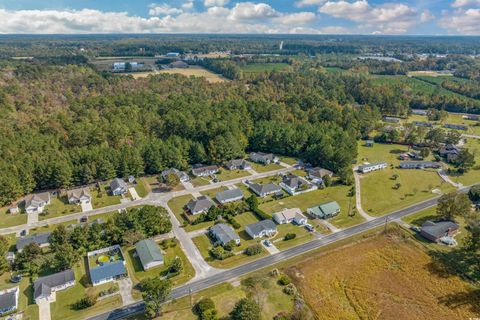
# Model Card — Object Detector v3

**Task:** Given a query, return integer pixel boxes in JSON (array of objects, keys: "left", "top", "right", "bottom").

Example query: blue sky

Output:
[{"left": 0, "top": 0, "right": 478, "bottom": 35}]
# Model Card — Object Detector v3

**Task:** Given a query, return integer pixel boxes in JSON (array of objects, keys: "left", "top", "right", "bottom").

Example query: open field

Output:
[
  {"left": 448, "top": 138, "right": 480, "bottom": 186},
  {"left": 286, "top": 230, "right": 480, "bottom": 319},
  {"left": 158, "top": 66, "right": 227, "bottom": 83},
  {"left": 407, "top": 70, "right": 454, "bottom": 77}
]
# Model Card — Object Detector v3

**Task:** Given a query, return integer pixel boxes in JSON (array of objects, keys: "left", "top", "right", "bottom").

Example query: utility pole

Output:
[
  {"left": 384, "top": 216, "right": 389, "bottom": 233},
  {"left": 189, "top": 287, "right": 193, "bottom": 308}
]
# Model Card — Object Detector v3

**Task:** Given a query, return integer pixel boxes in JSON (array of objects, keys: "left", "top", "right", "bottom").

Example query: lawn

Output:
[
  {"left": 259, "top": 185, "right": 364, "bottom": 229},
  {"left": 200, "top": 186, "right": 228, "bottom": 200},
  {"left": 0, "top": 208, "right": 27, "bottom": 228},
  {"left": 251, "top": 174, "right": 283, "bottom": 185},
  {"left": 216, "top": 168, "right": 250, "bottom": 182},
  {"left": 0, "top": 272, "right": 38, "bottom": 320},
  {"left": 29, "top": 219, "right": 78, "bottom": 234},
  {"left": 134, "top": 178, "right": 149, "bottom": 198},
  {"left": 91, "top": 183, "right": 121, "bottom": 208},
  {"left": 39, "top": 197, "right": 81, "bottom": 221},
  {"left": 190, "top": 176, "right": 211, "bottom": 187},
  {"left": 158, "top": 65, "right": 227, "bottom": 83},
  {"left": 249, "top": 161, "right": 284, "bottom": 173},
  {"left": 447, "top": 138, "right": 480, "bottom": 186},
  {"left": 279, "top": 156, "right": 298, "bottom": 166},
  {"left": 271, "top": 223, "right": 314, "bottom": 251}
]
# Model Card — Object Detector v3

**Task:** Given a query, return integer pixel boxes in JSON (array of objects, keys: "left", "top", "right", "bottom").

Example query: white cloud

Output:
[
  {"left": 452, "top": 0, "right": 480, "bottom": 8},
  {"left": 420, "top": 10, "right": 434, "bottom": 22},
  {"left": 229, "top": 2, "right": 279, "bottom": 20},
  {"left": 182, "top": 1, "right": 195, "bottom": 10},
  {"left": 204, "top": 0, "right": 229, "bottom": 7},
  {"left": 440, "top": 8, "right": 480, "bottom": 34},
  {"left": 274, "top": 12, "right": 316, "bottom": 25},
  {"left": 148, "top": 3, "right": 183, "bottom": 16},
  {"left": 319, "top": 0, "right": 420, "bottom": 34},
  {"left": 295, "top": 0, "right": 328, "bottom": 8}
]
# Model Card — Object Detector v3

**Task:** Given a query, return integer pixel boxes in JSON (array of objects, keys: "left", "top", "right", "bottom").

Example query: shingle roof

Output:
[
  {"left": 358, "top": 162, "right": 387, "bottom": 171},
  {"left": 33, "top": 269, "right": 75, "bottom": 299},
  {"left": 16, "top": 232, "right": 51, "bottom": 251},
  {"left": 161, "top": 168, "right": 189, "bottom": 180},
  {"left": 309, "top": 201, "right": 340, "bottom": 218},
  {"left": 186, "top": 196, "right": 215, "bottom": 213},
  {"left": 110, "top": 178, "right": 128, "bottom": 191},
  {"left": 308, "top": 167, "right": 333, "bottom": 178},
  {"left": 421, "top": 220, "right": 459, "bottom": 239},
  {"left": 25, "top": 192, "right": 50, "bottom": 209},
  {"left": 282, "top": 174, "right": 308, "bottom": 188},
  {"left": 210, "top": 223, "right": 240, "bottom": 245},
  {"left": 67, "top": 187, "right": 91, "bottom": 200},
  {"left": 216, "top": 188, "right": 244, "bottom": 203},
  {"left": 249, "top": 183, "right": 282, "bottom": 196},
  {"left": 246, "top": 220, "right": 277, "bottom": 236},
  {"left": 191, "top": 165, "right": 219, "bottom": 175},
  {"left": 136, "top": 239, "right": 163, "bottom": 268},
  {"left": 0, "top": 289, "right": 17, "bottom": 310},
  {"left": 90, "top": 261, "right": 127, "bottom": 284},
  {"left": 273, "top": 208, "right": 305, "bottom": 222}
]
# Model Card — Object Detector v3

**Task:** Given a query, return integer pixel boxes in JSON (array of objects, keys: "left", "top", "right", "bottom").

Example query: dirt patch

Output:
[{"left": 285, "top": 230, "right": 480, "bottom": 320}]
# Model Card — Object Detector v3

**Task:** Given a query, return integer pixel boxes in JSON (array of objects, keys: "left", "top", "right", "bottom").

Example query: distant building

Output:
[
  {"left": 161, "top": 168, "right": 189, "bottom": 182},
  {"left": 307, "top": 201, "right": 340, "bottom": 219},
  {"left": 8, "top": 206, "right": 19, "bottom": 214},
  {"left": 399, "top": 161, "right": 441, "bottom": 169},
  {"left": 272, "top": 208, "right": 307, "bottom": 225},
  {"left": 358, "top": 162, "right": 387, "bottom": 173},
  {"left": 16, "top": 232, "right": 51, "bottom": 252},
  {"left": 306, "top": 167, "right": 333, "bottom": 185},
  {"left": 186, "top": 196, "right": 215, "bottom": 215},
  {"left": 25, "top": 192, "right": 50, "bottom": 214},
  {"left": 169, "top": 61, "right": 189, "bottom": 68},
  {"left": 420, "top": 220, "right": 459, "bottom": 242},
  {"left": 210, "top": 223, "right": 240, "bottom": 246},
  {"left": 166, "top": 52, "right": 180, "bottom": 57},
  {"left": 439, "top": 144, "right": 461, "bottom": 163},
  {"left": 412, "top": 109, "right": 427, "bottom": 115},
  {"left": 248, "top": 182, "right": 282, "bottom": 198},
  {"left": 246, "top": 220, "right": 277, "bottom": 239},
  {"left": 365, "top": 140, "right": 374, "bottom": 147},
  {"left": 463, "top": 114, "right": 479, "bottom": 121},
  {"left": 412, "top": 121, "right": 433, "bottom": 127},
  {"left": 444, "top": 123, "right": 467, "bottom": 131},
  {"left": 67, "top": 187, "right": 91, "bottom": 204},
  {"left": 224, "top": 159, "right": 251, "bottom": 171},
  {"left": 215, "top": 188, "right": 244, "bottom": 204},
  {"left": 33, "top": 269, "right": 75, "bottom": 303},
  {"left": 0, "top": 286, "right": 19, "bottom": 316},
  {"left": 383, "top": 116, "right": 400, "bottom": 123},
  {"left": 110, "top": 178, "right": 128, "bottom": 196},
  {"left": 249, "top": 152, "right": 278, "bottom": 165},
  {"left": 191, "top": 164, "right": 219, "bottom": 177},
  {"left": 136, "top": 239, "right": 164, "bottom": 271}
]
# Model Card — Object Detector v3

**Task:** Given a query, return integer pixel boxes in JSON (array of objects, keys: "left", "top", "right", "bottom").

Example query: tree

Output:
[
  {"left": 469, "top": 185, "right": 480, "bottom": 202},
  {"left": 193, "top": 298, "right": 218, "bottom": 320},
  {"left": 0, "top": 235, "right": 9, "bottom": 275},
  {"left": 169, "top": 256, "right": 183, "bottom": 274},
  {"left": 323, "top": 175, "right": 332, "bottom": 187},
  {"left": 420, "top": 148, "right": 430, "bottom": 158},
  {"left": 229, "top": 298, "right": 261, "bottom": 320},
  {"left": 137, "top": 206, "right": 172, "bottom": 237},
  {"left": 165, "top": 173, "right": 180, "bottom": 188},
  {"left": 140, "top": 278, "right": 172, "bottom": 318},
  {"left": 54, "top": 243, "right": 79, "bottom": 271},
  {"left": 454, "top": 149, "right": 475, "bottom": 173},
  {"left": 465, "top": 219, "right": 480, "bottom": 252},
  {"left": 437, "top": 192, "right": 472, "bottom": 221},
  {"left": 245, "top": 244, "right": 263, "bottom": 256},
  {"left": 49, "top": 225, "right": 70, "bottom": 251}
]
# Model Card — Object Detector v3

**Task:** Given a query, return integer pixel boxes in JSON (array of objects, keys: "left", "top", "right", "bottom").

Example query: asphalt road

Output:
[{"left": 88, "top": 192, "right": 449, "bottom": 320}]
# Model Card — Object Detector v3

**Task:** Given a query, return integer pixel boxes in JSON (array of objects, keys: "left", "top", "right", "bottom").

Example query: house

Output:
[
  {"left": 169, "top": 61, "right": 189, "bottom": 68},
  {"left": 439, "top": 144, "right": 461, "bottom": 162},
  {"left": 463, "top": 114, "right": 479, "bottom": 121},
  {"left": 444, "top": 123, "right": 468, "bottom": 131},
  {"left": 135, "top": 239, "right": 164, "bottom": 271},
  {"left": 245, "top": 220, "right": 277, "bottom": 239},
  {"left": 16, "top": 232, "right": 51, "bottom": 252},
  {"left": 67, "top": 187, "right": 91, "bottom": 204},
  {"left": 307, "top": 201, "right": 341, "bottom": 219},
  {"left": 110, "top": 178, "right": 128, "bottom": 196},
  {"left": 87, "top": 245, "right": 127, "bottom": 286},
  {"left": 358, "top": 162, "right": 387, "bottom": 173},
  {"left": 113, "top": 62, "right": 126, "bottom": 70},
  {"left": 216, "top": 188, "right": 244, "bottom": 204},
  {"left": 33, "top": 269, "right": 75, "bottom": 303},
  {"left": 412, "top": 109, "right": 427, "bottom": 115},
  {"left": 399, "top": 161, "right": 441, "bottom": 169},
  {"left": 307, "top": 167, "right": 333, "bottom": 185},
  {"left": 248, "top": 183, "right": 282, "bottom": 198},
  {"left": 8, "top": 206, "right": 19, "bottom": 214},
  {"left": 0, "top": 287, "right": 19, "bottom": 316},
  {"left": 191, "top": 164, "right": 219, "bottom": 177},
  {"left": 186, "top": 196, "right": 215, "bottom": 215},
  {"left": 249, "top": 152, "right": 278, "bottom": 165},
  {"left": 272, "top": 208, "right": 307, "bottom": 225},
  {"left": 209, "top": 223, "right": 241, "bottom": 246},
  {"left": 280, "top": 174, "right": 314, "bottom": 195},
  {"left": 224, "top": 159, "right": 251, "bottom": 170},
  {"left": 412, "top": 121, "right": 433, "bottom": 127},
  {"left": 383, "top": 116, "right": 400, "bottom": 123},
  {"left": 365, "top": 140, "right": 374, "bottom": 147},
  {"left": 420, "top": 220, "right": 459, "bottom": 242},
  {"left": 161, "top": 168, "right": 189, "bottom": 182},
  {"left": 25, "top": 192, "right": 50, "bottom": 214},
  {"left": 166, "top": 52, "right": 180, "bottom": 57}
]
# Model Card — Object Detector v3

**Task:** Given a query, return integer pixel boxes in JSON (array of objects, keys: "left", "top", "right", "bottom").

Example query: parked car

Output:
[
  {"left": 80, "top": 215, "right": 88, "bottom": 223},
  {"left": 10, "top": 274, "right": 22, "bottom": 283},
  {"left": 304, "top": 224, "right": 315, "bottom": 232},
  {"left": 263, "top": 240, "right": 272, "bottom": 247},
  {"left": 20, "top": 230, "right": 27, "bottom": 236},
  {"left": 410, "top": 225, "right": 421, "bottom": 232}
]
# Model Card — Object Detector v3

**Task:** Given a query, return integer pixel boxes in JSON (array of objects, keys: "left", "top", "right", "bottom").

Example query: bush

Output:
[
  {"left": 72, "top": 294, "right": 97, "bottom": 310},
  {"left": 223, "top": 240, "right": 236, "bottom": 251},
  {"left": 169, "top": 256, "right": 183, "bottom": 274},
  {"left": 245, "top": 244, "right": 263, "bottom": 256},
  {"left": 193, "top": 297, "right": 216, "bottom": 316},
  {"left": 278, "top": 274, "right": 291, "bottom": 286},
  {"left": 468, "top": 185, "right": 480, "bottom": 201},
  {"left": 283, "top": 233, "right": 296, "bottom": 241},
  {"left": 283, "top": 283, "right": 297, "bottom": 295},
  {"left": 225, "top": 215, "right": 241, "bottom": 229},
  {"left": 209, "top": 246, "right": 234, "bottom": 260}
]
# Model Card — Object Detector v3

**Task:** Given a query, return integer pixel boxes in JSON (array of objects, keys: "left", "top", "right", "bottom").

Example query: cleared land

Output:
[
  {"left": 158, "top": 66, "right": 227, "bottom": 83},
  {"left": 286, "top": 230, "right": 480, "bottom": 319}
]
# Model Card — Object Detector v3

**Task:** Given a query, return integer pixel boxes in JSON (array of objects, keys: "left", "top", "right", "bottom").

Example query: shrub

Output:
[
  {"left": 283, "top": 233, "right": 296, "bottom": 241},
  {"left": 278, "top": 274, "right": 291, "bottom": 286},
  {"left": 283, "top": 283, "right": 297, "bottom": 295},
  {"left": 73, "top": 294, "right": 97, "bottom": 310},
  {"left": 245, "top": 244, "right": 263, "bottom": 256},
  {"left": 225, "top": 215, "right": 241, "bottom": 229},
  {"left": 193, "top": 297, "right": 216, "bottom": 316},
  {"left": 169, "top": 256, "right": 183, "bottom": 274},
  {"left": 209, "top": 246, "right": 234, "bottom": 260}
]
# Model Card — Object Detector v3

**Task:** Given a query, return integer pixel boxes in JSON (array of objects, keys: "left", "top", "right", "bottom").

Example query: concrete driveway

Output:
[
  {"left": 262, "top": 241, "right": 280, "bottom": 254},
  {"left": 37, "top": 298, "right": 52, "bottom": 320},
  {"left": 117, "top": 278, "right": 134, "bottom": 306},
  {"left": 129, "top": 188, "right": 141, "bottom": 201},
  {"left": 27, "top": 211, "right": 39, "bottom": 225},
  {"left": 81, "top": 201, "right": 93, "bottom": 212}
]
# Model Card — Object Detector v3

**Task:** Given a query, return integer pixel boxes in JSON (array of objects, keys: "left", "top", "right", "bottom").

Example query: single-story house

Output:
[
  {"left": 307, "top": 167, "right": 333, "bottom": 185},
  {"left": 25, "top": 192, "right": 50, "bottom": 214},
  {"left": 67, "top": 187, "right": 91, "bottom": 204},
  {"left": 383, "top": 116, "right": 400, "bottom": 123},
  {"left": 365, "top": 140, "right": 374, "bottom": 147},
  {"left": 33, "top": 269, "right": 75, "bottom": 303},
  {"left": 444, "top": 123, "right": 468, "bottom": 131},
  {"left": 399, "top": 161, "right": 441, "bottom": 169},
  {"left": 272, "top": 208, "right": 307, "bottom": 225},
  {"left": 16, "top": 232, "right": 51, "bottom": 252},
  {"left": 186, "top": 196, "right": 215, "bottom": 215},
  {"left": 216, "top": 188, "right": 244, "bottom": 204},
  {"left": 248, "top": 182, "right": 282, "bottom": 198},
  {"left": 161, "top": 168, "right": 189, "bottom": 182},
  {"left": 439, "top": 144, "right": 461, "bottom": 163},
  {"left": 0, "top": 286, "right": 19, "bottom": 316},
  {"left": 280, "top": 174, "right": 313, "bottom": 195},
  {"left": 412, "top": 121, "right": 433, "bottom": 127},
  {"left": 248, "top": 152, "right": 278, "bottom": 165},
  {"left": 224, "top": 159, "right": 251, "bottom": 171},
  {"left": 246, "top": 220, "right": 277, "bottom": 239},
  {"left": 420, "top": 220, "right": 459, "bottom": 242},
  {"left": 210, "top": 223, "right": 241, "bottom": 246},
  {"left": 110, "top": 178, "right": 128, "bottom": 196},
  {"left": 463, "top": 114, "right": 479, "bottom": 121},
  {"left": 136, "top": 239, "right": 164, "bottom": 271},
  {"left": 412, "top": 109, "right": 427, "bottom": 115},
  {"left": 87, "top": 245, "right": 127, "bottom": 286},
  {"left": 191, "top": 164, "right": 219, "bottom": 177},
  {"left": 358, "top": 162, "right": 387, "bottom": 173},
  {"left": 307, "top": 201, "right": 341, "bottom": 219}
]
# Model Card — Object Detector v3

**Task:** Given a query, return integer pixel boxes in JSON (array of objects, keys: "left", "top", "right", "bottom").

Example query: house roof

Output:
[
  {"left": 225, "top": 159, "right": 248, "bottom": 168},
  {"left": 358, "top": 162, "right": 387, "bottom": 170},
  {"left": 67, "top": 187, "right": 91, "bottom": 200},
  {"left": 136, "top": 239, "right": 163, "bottom": 267},
  {"left": 25, "top": 192, "right": 50, "bottom": 208},
  {"left": 309, "top": 201, "right": 340, "bottom": 217},
  {"left": 33, "top": 269, "right": 75, "bottom": 299},
  {"left": 169, "top": 60, "right": 189, "bottom": 68},
  {"left": 249, "top": 183, "right": 282, "bottom": 195},
  {"left": 216, "top": 188, "right": 244, "bottom": 203},
  {"left": 250, "top": 152, "right": 275, "bottom": 161},
  {"left": 282, "top": 174, "right": 308, "bottom": 188},
  {"left": 308, "top": 167, "right": 333, "bottom": 178},
  {"left": 0, "top": 289, "right": 17, "bottom": 310},
  {"left": 186, "top": 196, "right": 214, "bottom": 213},
  {"left": 246, "top": 220, "right": 277, "bottom": 236},
  {"left": 191, "top": 165, "right": 219, "bottom": 175},
  {"left": 90, "top": 261, "right": 127, "bottom": 284},
  {"left": 16, "top": 232, "right": 51, "bottom": 251},
  {"left": 210, "top": 223, "right": 240, "bottom": 244},
  {"left": 399, "top": 161, "right": 440, "bottom": 168},
  {"left": 162, "top": 168, "right": 188, "bottom": 180},
  {"left": 421, "top": 220, "right": 459, "bottom": 239},
  {"left": 110, "top": 178, "right": 128, "bottom": 191},
  {"left": 273, "top": 208, "right": 306, "bottom": 222}
]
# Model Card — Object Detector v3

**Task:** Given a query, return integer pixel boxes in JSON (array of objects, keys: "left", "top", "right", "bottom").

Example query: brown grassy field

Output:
[
  {"left": 158, "top": 66, "right": 227, "bottom": 83},
  {"left": 286, "top": 230, "right": 480, "bottom": 320}
]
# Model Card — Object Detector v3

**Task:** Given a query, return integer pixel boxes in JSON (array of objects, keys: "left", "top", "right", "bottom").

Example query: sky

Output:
[{"left": 0, "top": 0, "right": 478, "bottom": 35}]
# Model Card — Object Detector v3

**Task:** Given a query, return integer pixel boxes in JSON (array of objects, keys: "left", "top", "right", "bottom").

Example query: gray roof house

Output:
[
  {"left": 280, "top": 174, "right": 313, "bottom": 195},
  {"left": 307, "top": 201, "right": 341, "bottom": 219},
  {"left": 186, "top": 196, "right": 215, "bottom": 215},
  {"left": 249, "top": 152, "right": 278, "bottom": 164},
  {"left": 191, "top": 164, "right": 219, "bottom": 177},
  {"left": 136, "top": 239, "right": 164, "bottom": 270},
  {"left": 245, "top": 220, "right": 277, "bottom": 239},
  {"left": 67, "top": 187, "right": 91, "bottom": 204},
  {"left": 161, "top": 168, "right": 189, "bottom": 182},
  {"left": 210, "top": 223, "right": 241, "bottom": 245},
  {"left": 420, "top": 220, "right": 459, "bottom": 242},
  {"left": 110, "top": 178, "right": 128, "bottom": 196},
  {"left": 439, "top": 144, "right": 461, "bottom": 162},
  {"left": 444, "top": 123, "right": 468, "bottom": 131},
  {"left": 33, "top": 269, "right": 75, "bottom": 303},
  {"left": 272, "top": 208, "right": 307, "bottom": 225},
  {"left": 0, "top": 287, "right": 19, "bottom": 316},
  {"left": 216, "top": 188, "right": 244, "bottom": 204},
  {"left": 307, "top": 167, "right": 333, "bottom": 184},
  {"left": 225, "top": 159, "right": 251, "bottom": 170},
  {"left": 399, "top": 161, "right": 441, "bottom": 169},
  {"left": 248, "top": 183, "right": 282, "bottom": 198},
  {"left": 16, "top": 232, "right": 52, "bottom": 252},
  {"left": 25, "top": 192, "right": 50, "bottom": 214}
]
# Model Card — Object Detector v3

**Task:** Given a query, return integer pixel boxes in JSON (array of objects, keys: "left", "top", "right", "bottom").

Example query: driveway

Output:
[
  {"left": 27, "top": 212, "right": 39, "bottom": 225},
  {"left": 129, "top": 188, "right": 141, "bottom": 201},
  {"left": 81, "top": 201, "right": 93, "bottom": 212},
  {"left": 37, "top": 298, "right": 52, "bottom": 320},
  {"left": 262, "top": 241, "right": 280, "bottom": 254},
  {"left": 117, "top": 278, "right": 134, "bottom": 306}
]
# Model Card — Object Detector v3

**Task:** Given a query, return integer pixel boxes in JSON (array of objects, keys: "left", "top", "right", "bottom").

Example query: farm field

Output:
[
  {"left": 286, "top": 229, "right": 480, "bottom": 320},
  {"left": 158, "top": 66, "right": 227, "bottom": 83}
]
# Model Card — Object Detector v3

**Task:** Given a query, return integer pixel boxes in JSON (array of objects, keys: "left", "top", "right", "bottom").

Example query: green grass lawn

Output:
[
  {"left": 29, "top": 219, "right": 78, "bottom": 234},
  {"left": 249, "top": 162, "right": 284, "bottom": 173},
  {"left": 0, "top": 208, "right": 27, "bottom": 228},
  {"left": 200, "top": 186, "right": 228, "bottom": 199},
  {"left": 190, "top": 176, "right": 211, "bottom": 187},
  {"left": 259, "top": 185, "right": 363, "bottom": 229},
  {"left": 39, "top": 197, "right": 81, "bottom": 221},
  {"left": 216, "top": 168, "right": 251, "bottom": 182},
  {"left": 91, "top": 183, "right": 121, "bottom": 208},
  {"left": 271, "top": 223, "right": 314, "bottom": 251},
  {"left": 134, "top": 178, "right": 149, "bottom": 198},
  {"left": 240, "top": 63, "right": 289, "bottom": 73},
  {"left": 447, "top": 138, "right": 480, "bottom": 186},
  {"left": 279, "top": 156, "right": 298, "bottom": 165},
  {"left": 251, "top": 174, "right": 283, "bottom": 185},
  {"left": 0, "top": 272, "right": 38, "bottom": 320}
]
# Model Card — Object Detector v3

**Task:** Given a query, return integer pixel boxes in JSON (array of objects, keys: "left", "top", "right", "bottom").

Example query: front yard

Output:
[
  {"left": 271, "top": 223, "right": 314, "bottom": 251},
  {"left": 190, "top": 176, "right": 211, "bottom": 187},
  {"left": 249, "top": 161, "right": 284, "bottom": 173},
  {"left": 91, "top": 183, "right": 121, "bottom": 208},
  {"left": 0, "top": 208, "right": 27, "bottom": 228},
  {"left": 39, "top": 197, "right": 81, "bottom": 221},
  {"left": 167, "top": 194, "right": 215, "bottom": 232},
  {"left": 216, "top": 169, "right": 251, "bottom": 182}
]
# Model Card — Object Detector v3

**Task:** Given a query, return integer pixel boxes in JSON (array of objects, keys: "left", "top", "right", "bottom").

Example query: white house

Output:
[
  {"left": 33, "top": 269, "right": 75, "bottom": 303},
  {"left": 358, "top": 162, "right": 387, "bottom": 173},
  {"left": 191, "top": 165, "right": 219, "bottom": 177},
  {"left": 25, "top": 192, "right": 50, "bottom": 214},
  {"left": 272, "top": 208, "right": 308, "bottom": 225},
  {"left": 246, "top": 220, "right": 277, "bottom": 239}
]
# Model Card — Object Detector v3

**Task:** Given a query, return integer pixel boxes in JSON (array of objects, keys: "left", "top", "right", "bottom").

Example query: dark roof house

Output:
[
  {"left": 191, "top": 164, "right": 219, "bottom": 177},
  {"left": 186, "top": 196, "right": 215, "bottom": 215},
  {"left": 420, "top": 220, "right": 459, "bottom": 242},
  {"left": 399, "top": 161, "right": 441, "bottom": 169},
  {"left": 248, "top": 182, "right": 282, "bottom": 197},
  {"left": 0, "top": 287, "right": 18, "bottom": 315},
  {"left": 224, "top": 159, "right": 251, "bottom": 170},
  {"left": 210, "top": 223, "right": 240, "bottom": 245},
  {"left": 33, "top": 269, "right": 75, "bottom": 302},
  {"left": 249, "top": 152, "right": 278, "bottom": 164},
  {"left": 110, "top": 178, "right": 128, "bottom": 196},
  {"left": 216, "top": 188, "right": 244, "bottom": 204},
  {"left": 16, "top": 232, "right": 51, "bottom": 252},
  {"left": 245, "top": 220, "right": 277, "bottom": 239}
]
